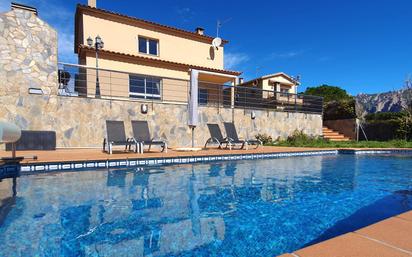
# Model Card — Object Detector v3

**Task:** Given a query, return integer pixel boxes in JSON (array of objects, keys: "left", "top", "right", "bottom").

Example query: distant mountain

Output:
[{"left": 355, "top": 88, "right": 411, "bottom": 115}]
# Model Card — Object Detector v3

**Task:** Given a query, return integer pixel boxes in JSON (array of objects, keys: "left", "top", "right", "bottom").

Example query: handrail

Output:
[
  {"left": 58, "top": 62, "right": 190, "bottom": 83},
  {"left": 56, "top": 62, "right": 323, "bottom": 114}
]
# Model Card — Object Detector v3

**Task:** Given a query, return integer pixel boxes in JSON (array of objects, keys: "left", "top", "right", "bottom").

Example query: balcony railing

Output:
[
  {"left": 57, "top": 63, "right": 323, "bottom": 114},
  {"left": 57, "top": 63, "right": 189, "bottom": 104},
  {"left": 197, "top": 81, "right": 323, "bottom": 114}
]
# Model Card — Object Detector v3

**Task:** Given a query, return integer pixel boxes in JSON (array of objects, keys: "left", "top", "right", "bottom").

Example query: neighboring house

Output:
[
  {"left": 74, "top": 1, "right": 241, "bottom": 104},
  {"left": 239, "top": 72, "right": 299, "bottom": 95},
  {"left": 236, "top": 72, "right": 302, "bottom": 108}
]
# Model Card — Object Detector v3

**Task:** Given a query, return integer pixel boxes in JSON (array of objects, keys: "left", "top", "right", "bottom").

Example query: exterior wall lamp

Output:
[
  {"left": 251, "top": 111, "right": 256, "bottom": 120},
  {"left": 87, "top": 35, "right": 104, "bottom": 98},
  {"left": 141, "top": 103, "right": 148, "bottom": 114}
]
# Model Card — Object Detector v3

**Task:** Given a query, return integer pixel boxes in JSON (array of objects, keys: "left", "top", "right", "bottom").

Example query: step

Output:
[
  {"left": 323, "top": 135, "right": 346, "bottom": 139},
  {"left": 322, "top": 126, "right": 349, "bottom": 140},
  {"left": 327, "top": 138, "right": 350, "bottom": 142},
  {"left": 323, "top": 131, "right": 342, "bottom": 136}
]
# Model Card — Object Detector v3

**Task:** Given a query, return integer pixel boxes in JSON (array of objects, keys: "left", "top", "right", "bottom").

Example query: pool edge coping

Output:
[
  {"left": 20, "top": 150, "right": 338, "bottom": 173},
  {"left": 17, "top": 148, "right": 412, "bottom": 173}
]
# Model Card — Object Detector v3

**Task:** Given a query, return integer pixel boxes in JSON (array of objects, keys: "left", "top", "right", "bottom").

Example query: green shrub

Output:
[
  {"left": 323, "top": 99, "right": 356, "bottom": 120},
  {"left": 362, "top": 119, "right": 402, "bottom": 141},
  {"left": 304, "top": 85, "right": 352, "bottom": 102},
  {"left": 361, "top": 111, "right": 412, "bottom": 141},
  {"left": 255, "top": 133, "right": 274, "bottom": 145},
  {"left": 285, "top": 130, "right": 326, "bottom": 146},
  {"left": 397, "top": 111, "right": 412, "bottom": 140},
  {"left": 365, "top": 112, "right": 405, "bottom": 121}
]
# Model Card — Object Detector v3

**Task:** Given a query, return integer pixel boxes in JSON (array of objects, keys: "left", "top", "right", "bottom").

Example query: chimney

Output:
[
  {"left": 88, "top": 0, "right": 96, "bottom": 8},
  {"left": 11, "top": 2, "right": 38, "bottom": 15},
  {"left": 195, "top": 27, "right": 204, "bottom": 35}
]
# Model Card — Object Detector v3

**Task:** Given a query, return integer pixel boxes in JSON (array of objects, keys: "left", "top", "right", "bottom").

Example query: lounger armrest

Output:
[
  {"left": 151, "top": 137, "right": 167, "bottom": 143},
  {"left": 128, "top": 137, "right": 137, "bottom": 143},
  {"left": 211, "top": 137, "right": 223, "bottom": 143},
  {"left": 226, "top": 137, "right": 235, "bottom": 143}
]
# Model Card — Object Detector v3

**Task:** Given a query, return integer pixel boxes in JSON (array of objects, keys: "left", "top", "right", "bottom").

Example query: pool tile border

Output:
[
  {"left": 18, "top": 148, "right": 412, "bottom": 173},
  {"left": 339, "top": 149, "right": 412, "bottom": 155},
  {"left": 19, "top": 150, "right": 339, "bottom": 173}
]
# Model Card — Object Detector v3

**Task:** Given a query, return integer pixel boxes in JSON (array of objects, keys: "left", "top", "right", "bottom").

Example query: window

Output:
[
  {"left": 138, "top": 36, "right": 158, "bottom": 56},
  {"left": 129, "top": 75, "right": 161, "bottom": 100},
  {"left": 198, "top": 88, "right": 208, "bottom": 105},
  {"left": 280, "top": 87, "right": 290, "bottom": 97}
]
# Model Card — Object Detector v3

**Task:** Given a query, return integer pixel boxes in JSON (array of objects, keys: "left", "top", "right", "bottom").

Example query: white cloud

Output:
[
  {"left": 57, "top": 31, "right": 76, "bottom": 63},
  {"left": 175, "top": 6, "right": 195, "bottom": 23},
  {"left": 35, "top": 0, "right": 76, "bottom": 63},
  {"left": 268, "top": 50, "right": 304, "bottom": 59},
  {"left": 224, "top": 52, "right": 250, "bottom": 70},
  {"left": 10, "top": 0, "right": 77, "bottom": 63}
]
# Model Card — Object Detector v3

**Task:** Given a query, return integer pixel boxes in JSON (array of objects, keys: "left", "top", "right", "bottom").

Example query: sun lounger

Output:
[
  {"left": 131, "top": 120, "right": 167, "bottom": 153},
  {"left": 103, "top": 120, "right": 138, "bottom": 154},
  {"left": 223, "top": 122, "right": 262, "bottom": 150},
  {"left": 205, "top": 123, "right": 231, "bottom": 149}
]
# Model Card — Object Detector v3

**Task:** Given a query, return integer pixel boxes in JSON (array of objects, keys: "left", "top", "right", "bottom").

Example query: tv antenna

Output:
[
  {"left": 292, "top": 75, "right": 301, "bottom": 84},
  {"left": 212, "top": 18, "right": 232, "bottom": 50},
  {"left": 216, "top": 18, "right": 232, "bottom": 38}
]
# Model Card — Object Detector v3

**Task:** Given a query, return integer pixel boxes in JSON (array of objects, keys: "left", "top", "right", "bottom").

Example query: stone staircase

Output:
[{"left": 322, "top": 126, "right": 351, "bottom": 141}]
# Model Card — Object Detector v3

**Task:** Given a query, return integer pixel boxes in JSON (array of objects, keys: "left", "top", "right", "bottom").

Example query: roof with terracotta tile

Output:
[
  {"left": 75, "top": 4, "right": 228, "bottom": 46},
  {"left": 78, "top": 45, "right": 242, "bottom": 76},
  {"left": 240, "top": 72, "right": 299, "bottom": 86}
]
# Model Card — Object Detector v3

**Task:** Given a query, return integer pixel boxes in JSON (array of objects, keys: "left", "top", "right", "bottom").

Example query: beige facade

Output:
[
  {"left": 80, "top": 56, "right": 191, "bottom": 102},
  {"left": 75, "top": 5, "right": 240, "bottom": 102},
  {"left": 80, "top": 14, "right": 224, "bottom": 69}
]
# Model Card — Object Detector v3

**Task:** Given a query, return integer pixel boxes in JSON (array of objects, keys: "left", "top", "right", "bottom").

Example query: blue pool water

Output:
[{"left": 0, "top": 154, "right": 412, "bottom": 256}]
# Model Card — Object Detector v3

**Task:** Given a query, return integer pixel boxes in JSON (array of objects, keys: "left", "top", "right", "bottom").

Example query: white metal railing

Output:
[{"left": 57, "top": 63, "right": 323, "bottom": 114}]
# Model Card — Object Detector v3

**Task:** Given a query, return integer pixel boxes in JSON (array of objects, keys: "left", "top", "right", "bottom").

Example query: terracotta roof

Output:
[
  {"left": 75, "top": 4, "right": 228, "bottom": 45},
  {"left": 241, "top": 72, "right": 299, "bottom": 86},
  {"left": 78, "top": 45, "right": 242, "bottom": 76}
]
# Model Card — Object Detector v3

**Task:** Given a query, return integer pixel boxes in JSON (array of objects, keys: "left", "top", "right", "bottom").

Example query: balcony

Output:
[{"left": 57, "top": 63, "right": 323, "bottom": 114}]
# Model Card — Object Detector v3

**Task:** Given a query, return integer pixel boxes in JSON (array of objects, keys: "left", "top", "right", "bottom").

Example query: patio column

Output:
[
  {"left": 188, "top": 69, "right": 199, "bottom": 147},
  {"left": 231, "top": 78, "right": 237, "bottom": 109}
]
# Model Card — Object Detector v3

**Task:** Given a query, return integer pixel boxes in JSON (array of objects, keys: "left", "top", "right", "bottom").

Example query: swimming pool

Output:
[{"left": 0, "top": 154, "right": 411, "bottom": 256}]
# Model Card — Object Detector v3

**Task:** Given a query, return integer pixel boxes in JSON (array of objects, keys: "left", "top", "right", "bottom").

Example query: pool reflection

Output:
[{"left": 0, "top": 155, "right": 364, "bottom": 256}]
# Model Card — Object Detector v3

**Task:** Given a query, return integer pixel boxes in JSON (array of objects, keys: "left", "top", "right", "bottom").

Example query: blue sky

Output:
[{"left": 1, "top": 0, "right": 412, "bottom": 94}]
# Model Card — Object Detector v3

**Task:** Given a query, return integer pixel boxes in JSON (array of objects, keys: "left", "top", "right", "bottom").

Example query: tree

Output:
[
  {"left": 304, "top": 84, "right": 355, "bottom": 120},
  {"left": 397, "top": 80, "right": 412, "bottom": 140},
  {"left": 303, "top": 85, "right": 352, "bottom": 103}
]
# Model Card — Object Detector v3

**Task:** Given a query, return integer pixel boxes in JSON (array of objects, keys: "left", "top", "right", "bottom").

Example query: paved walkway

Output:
[{"left": 279, "top": 210, "right": 412, "bottom": 257}]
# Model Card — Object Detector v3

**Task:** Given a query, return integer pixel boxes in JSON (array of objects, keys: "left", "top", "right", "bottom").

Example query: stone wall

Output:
[
  {"left": 0, "top": 94, "right": 322, "bottom": 148},
  {"left": 0, "top": 8, "right": 58, "bottom": 97}
]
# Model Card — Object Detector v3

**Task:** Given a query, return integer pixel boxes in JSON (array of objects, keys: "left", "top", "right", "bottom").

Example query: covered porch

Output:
[{"left": 195, "top": 69, "right": 239, "bottom": 107}]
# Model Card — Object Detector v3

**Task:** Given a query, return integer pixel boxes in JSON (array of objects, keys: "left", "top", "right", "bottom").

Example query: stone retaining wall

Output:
[
  {"left": 0, "top": 95, "right": 322, "bottom": 148},
  {"left": 0, "top": 8, "right": 58, "bottom": 97}
]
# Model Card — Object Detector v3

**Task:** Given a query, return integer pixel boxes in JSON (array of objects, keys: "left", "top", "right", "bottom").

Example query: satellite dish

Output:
[{"left": 212, "top": 37, "right": 222, "bottom": 49}]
